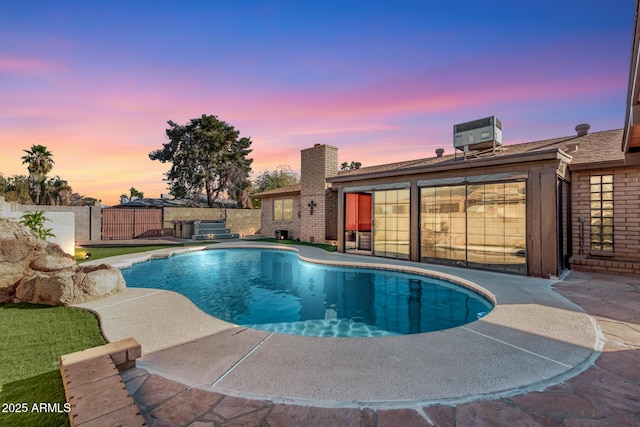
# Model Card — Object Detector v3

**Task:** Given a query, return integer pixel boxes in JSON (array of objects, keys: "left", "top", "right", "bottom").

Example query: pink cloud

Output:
[
  {"left": 0, "top": 33, "right": 626, "bottom": 206},
  {"left": 0, "top": 54, "right": 66, "bottom": 76}
]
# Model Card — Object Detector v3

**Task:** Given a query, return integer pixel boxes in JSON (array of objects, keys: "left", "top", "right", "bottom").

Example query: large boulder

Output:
[{"left": 0, "top": 218, "right": 126, "bottom": 306}]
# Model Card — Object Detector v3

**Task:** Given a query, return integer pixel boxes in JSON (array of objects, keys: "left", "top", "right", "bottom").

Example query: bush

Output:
[{"left": 19, "top": 211, "right": 55, "bottom": 241}]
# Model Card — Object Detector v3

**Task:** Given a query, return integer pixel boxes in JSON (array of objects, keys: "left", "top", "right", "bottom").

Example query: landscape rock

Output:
[
  {"left": 30, "top": 244, "right": 76, "bottom": 272},
  {"left": 0, "top": 217, "right": 126, "bottom": 306}
]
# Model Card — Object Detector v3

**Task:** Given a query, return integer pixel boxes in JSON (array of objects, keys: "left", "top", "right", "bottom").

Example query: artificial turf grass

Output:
[
  {"left": 253, "top": 238, "right": 337, "bottom": 252},
  {"left": 74, "top": 241, "right": 219, "bottom": 263},
  {"left": 0, "top": 303, "right": 106, "bottom": 426}
]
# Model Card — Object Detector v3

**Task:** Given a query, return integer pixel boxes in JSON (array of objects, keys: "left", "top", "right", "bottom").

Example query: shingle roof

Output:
[
  {"left": 251, "top": 183, "right": 301, "bottom": 198},
  {"left": 333, "top": 129, "right": 624, "bottom": 178}
]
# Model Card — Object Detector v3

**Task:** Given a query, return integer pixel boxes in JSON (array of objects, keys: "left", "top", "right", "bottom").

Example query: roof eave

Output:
[
  {"left": 251, "top": 190, "right": 301, "bottom": 199},
  {"left": 569, "top": 152, "right": 640, "bottom": 171},
  {"left": 327, "top": 149, "right": 564, "bottom": 183}
]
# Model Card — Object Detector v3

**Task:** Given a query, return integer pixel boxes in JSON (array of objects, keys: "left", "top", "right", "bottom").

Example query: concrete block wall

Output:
[
  {"left": 225, "top": 209, "right": 262, "bottom": 237},
  {"left": 9, "top": 202, "right": 98, "bottom": 242},
  {"left": 0, "top": 197, "right": 76, "bottom": 255},
  {"left": 570, "top": 166, "right": 640, "bottom": 275},
  {"left": 163, "top": 207, "right": 262, "bottom": 237}
]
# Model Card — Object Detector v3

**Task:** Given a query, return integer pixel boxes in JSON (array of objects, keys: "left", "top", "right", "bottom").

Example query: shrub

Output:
[{"left": 19, "top": 210, "right": 55, "bottom": 240}]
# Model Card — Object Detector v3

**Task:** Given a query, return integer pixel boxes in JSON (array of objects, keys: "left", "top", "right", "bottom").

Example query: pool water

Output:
[{"left": 121, "top": 249, "right": 493, "bottom": 337}]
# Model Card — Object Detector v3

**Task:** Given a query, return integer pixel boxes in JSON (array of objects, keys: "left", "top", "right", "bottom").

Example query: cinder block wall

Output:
[
  {"left": 4, "top": 201, "right": 96, "bottom": 242},
  {"left": 225, "top": 209, "right": 262, "bottom": 237},
  {"left": 570, "top": 166, "right": 640, "bottom": 275},
  {"left": 0, "top": 197, "right": 76, "bottom": 254},
  {"left": 163, "top": 207, "right": 261, "bottom": 237}
]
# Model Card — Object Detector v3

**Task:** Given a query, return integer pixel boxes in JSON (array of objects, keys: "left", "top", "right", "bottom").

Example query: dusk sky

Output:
[{"left": 0, "top": 1, "right": 633, "bottom": 205}]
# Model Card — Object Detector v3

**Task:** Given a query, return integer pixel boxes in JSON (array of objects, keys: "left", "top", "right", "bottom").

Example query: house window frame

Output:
[
  {"left": 589, "top": 174, "right": 614, "bottom": 253},
  {"left": 273, "top": 198, "right": 293, "bottom": 221}
]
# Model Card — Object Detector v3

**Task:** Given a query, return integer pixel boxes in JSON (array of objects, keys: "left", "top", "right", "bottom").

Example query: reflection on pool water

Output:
[{"left": 121, "top": 249, "right": 493, "bottom": 337}]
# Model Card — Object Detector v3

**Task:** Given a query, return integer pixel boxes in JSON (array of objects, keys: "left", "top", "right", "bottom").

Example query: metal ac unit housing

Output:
[{"left": 453, "top": 116, "right": 503, "bottom": 152}]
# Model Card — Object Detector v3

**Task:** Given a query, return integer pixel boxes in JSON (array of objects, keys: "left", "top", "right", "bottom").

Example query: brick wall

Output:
[
  {"left": 259, "top": 197, "right": 301, "bottom": 240},
  {"left": 569, "top": 166, "right": 640, "bottom": 275},
  {"left": 300, "top": 144, "right": 338, "bottom": 243}
]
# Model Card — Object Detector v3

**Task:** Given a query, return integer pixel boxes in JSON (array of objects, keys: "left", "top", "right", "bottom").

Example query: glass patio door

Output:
[{"left": 372, "top": 188, "right": 410, "bottom": 259}]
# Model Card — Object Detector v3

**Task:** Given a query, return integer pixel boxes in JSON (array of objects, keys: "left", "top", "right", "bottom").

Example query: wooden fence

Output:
[{"left": 101, "top": 208, "right": 163, "bottom": 240}]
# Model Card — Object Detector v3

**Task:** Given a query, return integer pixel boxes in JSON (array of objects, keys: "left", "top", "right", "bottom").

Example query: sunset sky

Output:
[{"left": 0, "top": 1, "right": 633, "bottom": 206}]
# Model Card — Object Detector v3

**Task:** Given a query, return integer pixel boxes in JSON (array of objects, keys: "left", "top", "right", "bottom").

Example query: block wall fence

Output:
[{"left": 0, "top": 199, "right": 261, "bottom": 243}]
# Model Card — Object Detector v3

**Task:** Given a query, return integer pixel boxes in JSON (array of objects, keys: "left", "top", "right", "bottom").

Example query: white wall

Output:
[{"left": 0, "top": 196, "right": 75, "bottom": 255}]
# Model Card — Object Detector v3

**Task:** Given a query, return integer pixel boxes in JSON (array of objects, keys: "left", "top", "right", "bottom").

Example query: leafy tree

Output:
[
  {"left": 149, "top": 114, "right": 253, "bottom": 207},
  {"left": 250, "top": 166, "right": 299, "bottom": 208},
  {"left": 0, "top": 174, "right": 33, "bottom": 203},
  {"left": 21, "top": 145, "right": 54, "bottom": 205},
  {"left": 20, "top": 211, "right": 55, "bottom": 240},
  {"left": 253, "top": 165, "right": 299, "bottom": 192},
  {"left": 340, "top": 161, "right": 361, "bottom": 171},
  {"left": 42, "top": 176, "right": 72, "bottom": 206},
  {"left": 227, "top": 176, "right": 253, "bottom": 208},
  {"left": 74, "top": 195, "right": 100, "bottom": 206},
  {"left": 120, "top": 187, "right": 144, "bottom": 203}
]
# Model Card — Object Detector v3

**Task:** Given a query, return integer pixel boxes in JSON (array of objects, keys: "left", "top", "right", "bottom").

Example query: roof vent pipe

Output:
[
  {"left": 435, "top": 148, "right": 445, "bottom": 158},
  {"left": 575, "top": 123, "right": 590, "bottom": 137}
]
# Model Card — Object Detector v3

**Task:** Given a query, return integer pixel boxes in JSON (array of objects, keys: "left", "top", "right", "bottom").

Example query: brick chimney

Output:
[
  {"left": 300, "top": 144, "right": 338, "bottom": 243},
  {"left": 435, "top": 148, "right": 445, "bottom": 158}
]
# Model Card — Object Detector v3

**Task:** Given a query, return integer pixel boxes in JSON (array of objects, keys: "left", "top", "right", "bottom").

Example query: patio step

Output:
[
  {"left": 60, "top": 338, "right": 145, "bottom": 426},
  {"left": 192, "top": 219, "right": 238, "bottom": 240}
]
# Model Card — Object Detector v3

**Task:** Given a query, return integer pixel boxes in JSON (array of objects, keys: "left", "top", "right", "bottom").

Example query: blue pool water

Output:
[{"left": 121, "top": 249, "right": 493, "bottom": 337}]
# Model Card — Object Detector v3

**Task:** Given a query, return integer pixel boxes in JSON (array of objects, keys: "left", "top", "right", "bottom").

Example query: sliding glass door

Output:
[
  {"left": 420, "top": 181, "right": 526, "bottom": 274},
  {"left": 373, "top": 188, "right": 410, "bottom": 260}
]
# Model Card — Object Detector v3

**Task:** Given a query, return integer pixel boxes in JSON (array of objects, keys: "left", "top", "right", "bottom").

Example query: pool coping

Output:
[{"left": 76, "top": 241, "right": 604, "bottom": 407}]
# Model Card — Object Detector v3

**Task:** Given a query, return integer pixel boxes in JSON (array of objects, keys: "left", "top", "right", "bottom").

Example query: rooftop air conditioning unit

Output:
[{"left": 453, "top": 116, "right": 503, "bottom": 153}]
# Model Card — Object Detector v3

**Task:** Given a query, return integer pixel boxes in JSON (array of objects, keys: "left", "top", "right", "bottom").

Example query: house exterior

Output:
[
  {"left": 253, "top": 4, "right": 640, "bottom": 278},
  {"left": 255, "top": 128, "right": 638, "bottom": 278}
]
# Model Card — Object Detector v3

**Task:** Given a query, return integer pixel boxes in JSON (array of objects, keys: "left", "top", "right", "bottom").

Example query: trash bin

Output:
[{"left": 275, "top": 230, "right": 289, "bottom": 240}]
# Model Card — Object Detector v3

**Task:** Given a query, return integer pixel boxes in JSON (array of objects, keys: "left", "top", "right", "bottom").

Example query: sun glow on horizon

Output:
[{"left": 0, "top": 1, "right": 631, "bottom": 206}]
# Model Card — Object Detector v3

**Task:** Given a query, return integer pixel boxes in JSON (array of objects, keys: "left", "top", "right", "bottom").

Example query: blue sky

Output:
[{"left": 0, "top": 1, "right": 634, "bottom": 204}]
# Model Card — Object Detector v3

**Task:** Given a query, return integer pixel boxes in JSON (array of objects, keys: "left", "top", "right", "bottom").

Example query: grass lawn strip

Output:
[
  {"left": 0, "top": 303, "right": 106, "bottom": 426},
  {"left": 75, "top": 241, "right": 218, "bottom": 263},
  {"left": 253, "top": 238, "right": 337, "bottom": 252}
]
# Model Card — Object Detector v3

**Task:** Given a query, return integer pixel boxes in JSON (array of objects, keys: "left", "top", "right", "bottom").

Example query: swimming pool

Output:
[{"left": 121, "top": 248, "right": 493, "bottom": 337}]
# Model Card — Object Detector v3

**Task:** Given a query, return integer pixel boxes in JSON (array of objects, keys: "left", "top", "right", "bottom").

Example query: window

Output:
[
  {"left": 590, "top": 175, "right": 614, "bottom": 252},
  {"left": 273, "top": 199, "right": 293, "bottom": 221}
]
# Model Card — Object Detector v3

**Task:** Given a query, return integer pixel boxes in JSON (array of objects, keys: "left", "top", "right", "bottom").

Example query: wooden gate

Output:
[{"left": 101, "top": 208, "right": 163, "bottom": 240}]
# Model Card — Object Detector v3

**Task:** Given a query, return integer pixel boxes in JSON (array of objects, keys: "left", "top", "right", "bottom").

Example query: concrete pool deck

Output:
[{"left": 76, "top": 242, "right": 640, "bottom": 425}]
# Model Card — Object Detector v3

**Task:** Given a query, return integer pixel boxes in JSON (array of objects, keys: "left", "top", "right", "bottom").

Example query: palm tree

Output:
[
  {"left": 21, "top": 145, "right": 54, "bottom": 205},
  {"left": 42, "top": 176, "right": 72, "bottom": 206}
]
